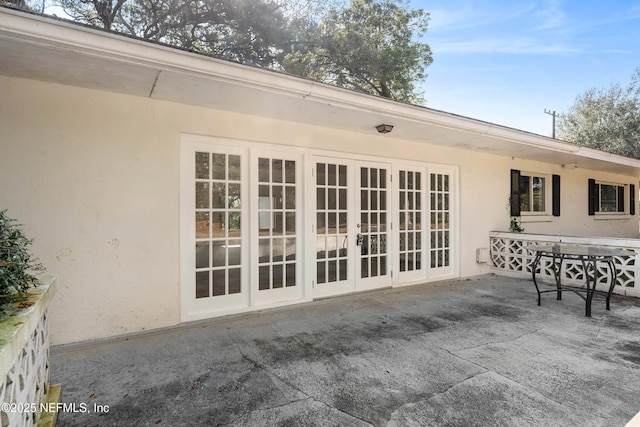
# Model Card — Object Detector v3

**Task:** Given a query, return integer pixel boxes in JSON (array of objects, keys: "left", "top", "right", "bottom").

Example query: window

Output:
[
  {"left": 519, "top": 174, "right": 546, "bottom": 213},
  {"left": 589, "top": 179, "right": 626, "bottom": 214},
  {"left": 510, "top": 170, "right": 559, "bottom": 217},
  {"left": 600, "top": 183, "right": 623, "bottom": 212}
]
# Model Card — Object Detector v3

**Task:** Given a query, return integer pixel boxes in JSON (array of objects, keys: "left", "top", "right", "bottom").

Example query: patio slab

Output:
[{"left": 50, "top": 274, "right": 640, "bottom": 426}]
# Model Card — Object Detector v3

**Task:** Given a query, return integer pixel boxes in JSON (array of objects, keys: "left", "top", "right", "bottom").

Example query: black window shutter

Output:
[
  {"left": 618, "top": 186, "right": 626, "bottom": 212},
  {"left": 510, "top": 169, "right": 521, "bottom": 217},
  {"left": 631, "top": 184, "right": 636, "bottom": 216},
  {"left": 588, "top": 179, "right": 597, "bottom": 215},
  {"left": 552, "top": 174, "right": 560, "bottom": 216}
]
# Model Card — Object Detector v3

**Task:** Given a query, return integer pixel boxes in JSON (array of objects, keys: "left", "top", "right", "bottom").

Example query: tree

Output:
[
  {"left": 280, "top": 0, "right": 432, "bottom": 104},
  {"left": 557, "top": 69, "right": 640, "bottom": 159},
  {"left": 57, "top": 0, "right": 291, "bottom": 67},
  {"left": 59, "top": 0, "right": 127, "bottom": 29},
  {"left": 52, "top": 0, "right": 432, "bottom": 102},
  {"left": 0, "top": 0, "right": 34, "bottom": 11}
]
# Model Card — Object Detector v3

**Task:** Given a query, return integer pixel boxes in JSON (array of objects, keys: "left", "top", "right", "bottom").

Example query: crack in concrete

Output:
[
  {"left": 225, "top": 330, "right": 375, "bottom": 426},
  {"left": 220, "top": 396, "right": 315, "bottom": 426},
  {"left": 383, "top": 371, "right": 486, "bottom": 426},
  {"left": 447, "top": 327, "right": 546, "bottom": 354}
]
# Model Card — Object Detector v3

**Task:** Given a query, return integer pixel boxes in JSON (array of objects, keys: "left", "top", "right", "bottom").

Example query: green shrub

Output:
[{"left": 0, "top": 210, "right": 44, "bottom": 311}]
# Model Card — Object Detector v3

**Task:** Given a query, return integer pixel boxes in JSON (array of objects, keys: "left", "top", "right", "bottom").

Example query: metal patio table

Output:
[{"left": 528, "top": 243, "right": 633, "bottom": 317}]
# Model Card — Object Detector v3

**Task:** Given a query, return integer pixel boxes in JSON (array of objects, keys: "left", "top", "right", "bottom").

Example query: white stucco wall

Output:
[{"left": 1, "top": 75, "right": 638, "bottom": 344}]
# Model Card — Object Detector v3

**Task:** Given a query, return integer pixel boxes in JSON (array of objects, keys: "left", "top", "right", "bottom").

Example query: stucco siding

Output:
[{"left": 1, "top": 75, "right": 638, "bottom": 345}]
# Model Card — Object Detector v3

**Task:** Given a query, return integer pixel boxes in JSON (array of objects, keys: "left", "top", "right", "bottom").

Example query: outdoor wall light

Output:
[
  {"left": 376, "top": 124, "right": 394, "bottom": 134},
  {"left": 562, "top": 163, "right": 578, "bottom": 169}
]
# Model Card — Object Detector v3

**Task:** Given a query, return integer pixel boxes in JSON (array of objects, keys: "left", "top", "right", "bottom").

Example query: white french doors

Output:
[
  {"left": 182, "top": 136, "right": 458, "bottom": 321},
  {"left": 181, "top": 140, "right": 303, "bottom": 321},
  {"left": 312, "top": 157, "right": 391, "bottom": 298}
]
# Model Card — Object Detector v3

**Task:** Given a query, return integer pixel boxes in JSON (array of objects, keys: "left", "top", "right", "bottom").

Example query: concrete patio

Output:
[{"left": 51, "top": 274, "right": 640, "bottom": 426}]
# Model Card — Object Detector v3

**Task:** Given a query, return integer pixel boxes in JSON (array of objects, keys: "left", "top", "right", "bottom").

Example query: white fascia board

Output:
[
  {"left": 3, "top": 8, "right": 640, "bottom": 174},
  {"left": 0, "top": 8, "right": 317, "bottom": 97}
]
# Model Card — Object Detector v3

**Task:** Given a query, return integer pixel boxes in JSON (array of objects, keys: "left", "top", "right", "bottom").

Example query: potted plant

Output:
[
  {"left": 507, "top": 197, "right": 524, "bottom": 233},
  {"left": 0, "top": 209, "right": 44, "bottom": 313}
]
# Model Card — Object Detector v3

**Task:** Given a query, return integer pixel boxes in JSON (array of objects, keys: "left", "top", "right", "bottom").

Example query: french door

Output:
[
  {"left": 356, "top": 162, "right": 390, "bottom": 290},
  {"left": 182, "top": 136, "right": 457, "bottom": 321},
  {"left": 312, "top": 157, "right": 391, "bottom": 298}
]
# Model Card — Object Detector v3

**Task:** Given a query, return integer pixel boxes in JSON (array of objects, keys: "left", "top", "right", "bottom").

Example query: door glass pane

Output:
[
  {"left": 259, "top": 158, "right": 269, "bottom": 182},
  {"left": 229, "top": 268, "right": 241, "bottom": 294},
  {"left": 196, "top": 271, "right": 209, "bottom": 298},
  {"left": 286, "top": 263, "right": 296, "bottom": 287},
  {"left": 196, "top": 242, "right": 209, "bottom": 269},
  {"left": 273, "top": 264, "right": 284, "bottom": 288},
  {"left": 361, "top": 258, "right": 369, "bottom": 278},
  {"left": 285, "top": 160, "right": 296, "bottom": 184},
  {"left": 212, "top": 154, "right": 225, "bottom": 180},
  {"left": 317, "top": 188, "right": 326, "bottom": 210},
  {"left": 285, "top": 186, "right": 295, "bottom": 209},
  {"left": 259, "top": 266, "right": 270, "bottom": 290},
  {"left": 317, "top": 163, "right": 325, "bottom": 185},
  {"left": 196, "top": 152, "right": 209, "bottom": 179},
  {"left": 361, "top": 190, "right": 368, "bottom": 211},
  {"left": 339, "top": 165, "right": 347, "bottom": 186},
  {"left": 328, "top": 164, "right": 336, "bottom": 186},
  {"left": 212, "top": 240, "right": 225, "bottom": 267},
  {"left": 228, "top": 240, "right": 241, "bottom": 265},
  {"left": 370, "top": 169, "right": 378, "bottom": 188},
  {"left": 339, "top": 259, "right": 347, "bottom": 281},
  {"left": 272, "top": 159, "right": 283, "bottom": 183},
  {"left": 228, "top": 184, "right": 241, "bottom": 209},
  {"left": 212, "top": 270, "right": 225, "bottom": 296},
  {"left": 196, "top": 212, "right": 209, "bottom": 238},
  {"left": 228, "top": 155, "right": 241, "bottom": 180},
  {"left": 328, "top": 260, "right": 337, "bottom": 282},
  {"left": 317, "top": 261, "right": 326, "bottom": 284},
  {"left": 212, "top": 183, "right": 225, "bottom": 208},
  {"left": 361, "top": 167, "right": 368, "bottom": 188},
  {"left": 196, "top": 182, "right": 209, "bottom": 208}
]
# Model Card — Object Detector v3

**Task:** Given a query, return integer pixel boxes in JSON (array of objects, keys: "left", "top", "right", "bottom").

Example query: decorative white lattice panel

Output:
[
  {"left": 0, "top": 312, "right": 50, "bottom": 427},
  {"left": 489, "top": 233, "right": 640, "bottom": 294}
]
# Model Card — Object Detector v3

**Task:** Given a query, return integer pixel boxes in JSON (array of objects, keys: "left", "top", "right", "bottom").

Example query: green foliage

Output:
[
  {"left": 282, "top": 0, "right": 432, "bottom": 103},
  {"left": 52, "top": 0, "right": 432, "bottom": 103},
  {"left": 507, "top": 196, "right": 524, "bottom": 233},
  {"left": 58, "top": 0, "right": 292, "bottom": 67},
  {"left": 509, "top": 217, "right": 524, "bottom": 233},
  {"left": 0, "top": 210, "right": 44, "bottom": 311},
  {"left": 0, "top": 0, "right": 32, "bottom": 10},
  {"left": 558, "top": 68, "right": 640, "bottom": 159},
  {"left": 59, "top": 0, "right": 127, "bottom": 29}
]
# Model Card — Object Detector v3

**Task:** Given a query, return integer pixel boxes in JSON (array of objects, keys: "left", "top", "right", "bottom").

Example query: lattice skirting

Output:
[
  {"left": 490, "top": 236, "right": 637, "bottom": 291},
  {"left": 0, "top": 311, "right": 50, "bottom": 427}
]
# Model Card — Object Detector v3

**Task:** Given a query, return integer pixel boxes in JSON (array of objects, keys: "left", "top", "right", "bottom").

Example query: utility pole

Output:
[{"left": 544, "top": 109, "right": 558, "bottom": 139}]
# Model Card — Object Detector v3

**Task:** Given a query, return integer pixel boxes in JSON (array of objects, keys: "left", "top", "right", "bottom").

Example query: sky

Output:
[
  {"left": 39, "top": 0, "right": 640, "bottom": 137},
  {"left": 415, "top": 0, "right": 640, "bottom": 136}
]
